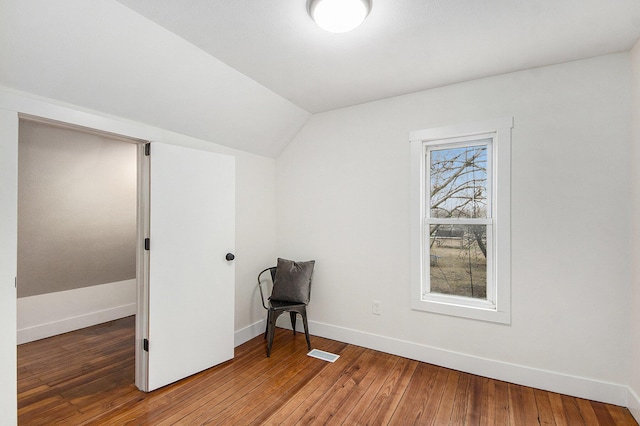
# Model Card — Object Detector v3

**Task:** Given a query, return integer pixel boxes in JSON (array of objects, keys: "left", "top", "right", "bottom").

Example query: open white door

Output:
[{"left": 139, "top": 142, "right": 235, "bottom": 392}]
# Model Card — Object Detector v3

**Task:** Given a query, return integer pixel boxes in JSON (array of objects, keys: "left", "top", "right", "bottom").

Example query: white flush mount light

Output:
[{"left": 308, "top": 0, "right": 371, "bottom": 33}]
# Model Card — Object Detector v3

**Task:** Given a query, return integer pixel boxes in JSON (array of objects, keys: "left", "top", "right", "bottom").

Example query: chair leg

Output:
[
  {"left": 290, "top": 311, "right": 297, "bottom": 335},
  {"left": 267, "top": 312, "right": 276, "bottom": 357},
  {"left": 301, "top": 308, "right": 311, "bottom": 350},
  {"left": 264, "top": 310, "right": 270, "bottom": 339},
  {"left": 267, "top": 310, "right": 283, "bottom": 357}
]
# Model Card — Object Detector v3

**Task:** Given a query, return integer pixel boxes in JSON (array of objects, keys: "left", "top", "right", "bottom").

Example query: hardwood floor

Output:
[{"left": 18, "top": 317, "right": 638, "bottom": 425}]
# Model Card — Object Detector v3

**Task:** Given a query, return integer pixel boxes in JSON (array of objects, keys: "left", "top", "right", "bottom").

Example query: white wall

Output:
[
  {"left": 234, "top": 151, "right": 279, "bottom": 342},
  {"left": 629, "top": 40, "right": 640, "bottom": 421},
  {"left": 0, "top": 88, "right": 277, "bottom": 424},
  {"left": 17, "top": 280, "right": 136, "bottom": 344},
  {"left": 0, "top": 108, "right": 18, "bottom": 425},
  {"left": 277, "top": 53, "right": 632, "bottom": 404}
]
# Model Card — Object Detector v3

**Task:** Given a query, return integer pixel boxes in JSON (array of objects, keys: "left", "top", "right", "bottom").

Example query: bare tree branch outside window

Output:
[{"left": 427, "top": 142, "right": 489, "bottom": 299}]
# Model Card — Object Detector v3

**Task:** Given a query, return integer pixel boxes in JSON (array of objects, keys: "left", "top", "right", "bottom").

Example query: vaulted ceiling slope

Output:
[
  {"left": 0, "top": 0, "right": 310, "bottom": 157},
  {"left": 2, "top": 1, "right": 640, "bottom": 157},
  {"left": 116, "top": 0, "right": 640, "bottom": 113}
]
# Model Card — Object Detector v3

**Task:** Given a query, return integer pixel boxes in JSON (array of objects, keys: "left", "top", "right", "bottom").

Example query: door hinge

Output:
[
  {"left": 143, "top": 338, "right": 149, "bottom": 352},
  {"left": 144, "top": 143, "right": 150, "bottom": 156},
  {"left": 144, "top": 238, "right": 150, "bottom": 251}
]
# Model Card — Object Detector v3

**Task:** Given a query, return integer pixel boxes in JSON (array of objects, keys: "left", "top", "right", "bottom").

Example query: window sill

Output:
[{"left": 411, "top": 297, "right": 511, "bottom": 324}]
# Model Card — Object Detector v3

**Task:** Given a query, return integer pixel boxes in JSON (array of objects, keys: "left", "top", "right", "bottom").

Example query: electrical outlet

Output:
[{"left": 372, "top": 301, "right": 381, "bottom": 315}]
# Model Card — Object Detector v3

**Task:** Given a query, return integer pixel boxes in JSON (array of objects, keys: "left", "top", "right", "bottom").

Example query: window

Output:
[{"left": 410, "top": 118, "right": 512, "bottom": 323}]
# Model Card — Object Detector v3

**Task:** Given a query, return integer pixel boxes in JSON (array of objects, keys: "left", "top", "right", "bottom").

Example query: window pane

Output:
[
  {"left": 428, "top": 224, "right": 487, "bottom": 299},
  {"left": 429, "top": 143, "right": 489, "bottom": 219}
]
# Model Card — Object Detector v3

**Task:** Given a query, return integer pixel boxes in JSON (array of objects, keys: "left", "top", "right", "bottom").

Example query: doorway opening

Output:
[{"left": 16, "top": 115, "right": 145, "bottom": 401}]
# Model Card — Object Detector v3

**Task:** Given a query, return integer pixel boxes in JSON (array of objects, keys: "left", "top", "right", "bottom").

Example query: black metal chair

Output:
[{"left": 257, "top": 260, "right": 314, "bottom": 357}]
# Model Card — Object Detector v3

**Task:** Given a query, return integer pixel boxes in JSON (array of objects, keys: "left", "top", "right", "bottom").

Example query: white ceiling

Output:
[
  {"left": 116, "top": 0, "right": 640, "bottom": 113},
  {"left": 2, "top": 0, "right": 640, "bottom": 157}
]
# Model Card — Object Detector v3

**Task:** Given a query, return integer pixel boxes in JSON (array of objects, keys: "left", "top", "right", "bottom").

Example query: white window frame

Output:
[{"left": 410, "top": 117, "right": 512, "bottom": 324}]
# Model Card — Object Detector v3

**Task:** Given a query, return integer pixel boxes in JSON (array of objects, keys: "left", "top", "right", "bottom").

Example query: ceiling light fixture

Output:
[{"left": 308, "top": 0, "right": 371, "bottom": 33}]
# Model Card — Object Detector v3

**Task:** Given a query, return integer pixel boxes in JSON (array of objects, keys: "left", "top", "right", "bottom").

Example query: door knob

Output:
[{"left": 225, "top": 253, "right": 235, "bottom": 261}]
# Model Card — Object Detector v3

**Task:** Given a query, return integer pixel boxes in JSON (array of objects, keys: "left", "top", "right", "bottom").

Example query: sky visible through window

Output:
[{"left": 429, "top": 142, "right": 488, "bottom": 219}]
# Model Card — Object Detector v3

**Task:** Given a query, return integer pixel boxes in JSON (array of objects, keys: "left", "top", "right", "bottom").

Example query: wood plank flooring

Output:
[{"left": 18, "top": 316, "right": 638, "bottom": 425}]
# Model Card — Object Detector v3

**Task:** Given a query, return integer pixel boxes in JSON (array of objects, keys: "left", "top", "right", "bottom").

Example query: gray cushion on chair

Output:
[{"left": 270, "top": 258, "right": 315, "bottom": 304}]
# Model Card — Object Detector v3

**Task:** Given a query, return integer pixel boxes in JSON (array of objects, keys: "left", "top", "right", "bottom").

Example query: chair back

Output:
[{"left": 257, "top": 267, "right": 277, "bottom": 309}]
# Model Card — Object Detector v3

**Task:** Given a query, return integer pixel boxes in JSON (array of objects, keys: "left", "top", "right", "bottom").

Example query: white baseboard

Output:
[
  {"left": 629, "top": 387, "right": 640, "bottom": 423},
  {"left": 17, "top": 279, "right": 136, "bottom": 344},
  {"left": 303, "top": 319, "right": 628, "bottom": 407},
  {"left": 233, "top": 317, "right": 635, "bottom": 410},
  {"left": 234, "top": 319, "right": 266, "bottom": 347}
]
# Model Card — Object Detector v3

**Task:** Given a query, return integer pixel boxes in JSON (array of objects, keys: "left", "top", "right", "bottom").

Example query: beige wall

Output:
[{"left": 18, "top": 119, "right": 137, "bottom": 298}]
